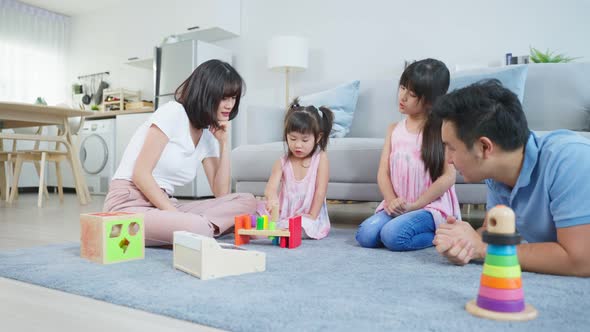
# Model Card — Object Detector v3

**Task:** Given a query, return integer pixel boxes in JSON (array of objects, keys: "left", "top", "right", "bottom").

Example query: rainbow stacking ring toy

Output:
[{"left": 465, "top": 205, "right": 538, "bottom": 321}]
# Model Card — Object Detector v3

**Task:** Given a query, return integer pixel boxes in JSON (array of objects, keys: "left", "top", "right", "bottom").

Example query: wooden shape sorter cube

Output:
[
  {"left": 80, "top": 212, "right": 145, "bottom": 264},
  {"left": 173, "top": 231, "right": 266, "bottom": 280}
]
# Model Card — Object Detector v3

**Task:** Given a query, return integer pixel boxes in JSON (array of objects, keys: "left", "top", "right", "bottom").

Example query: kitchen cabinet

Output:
[
  {"left": 173, "top": 0, "right": 241, "bottom": 40},
  {"left": 123, "top": 0, "right": 240, "bottom": 70},
  {"left": 115, "top": 113, "right": 151, "bottom": 169}
]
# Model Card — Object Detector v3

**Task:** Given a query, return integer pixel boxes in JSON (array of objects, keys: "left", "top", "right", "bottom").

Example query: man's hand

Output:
[{"left": 433, "top": 216, "right": 486, "bottom": 265}]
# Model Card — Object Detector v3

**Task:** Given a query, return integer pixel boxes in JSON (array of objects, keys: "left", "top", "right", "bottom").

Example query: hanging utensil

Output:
[
  {"left": 94, "top": 75, "right": 109, "bottom": 105},
  {"left": 82, "top": 78, "right": 91, "bottom": 105}
]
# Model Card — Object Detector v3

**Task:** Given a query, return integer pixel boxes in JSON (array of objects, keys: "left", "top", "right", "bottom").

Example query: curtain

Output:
[{"left": 0, "top": 0, "right": 70, "bottom": 104}]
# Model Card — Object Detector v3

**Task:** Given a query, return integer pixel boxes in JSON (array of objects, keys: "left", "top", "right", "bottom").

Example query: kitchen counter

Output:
[{"left": 86, "top": 108, "right": 154, "bottom": 119}]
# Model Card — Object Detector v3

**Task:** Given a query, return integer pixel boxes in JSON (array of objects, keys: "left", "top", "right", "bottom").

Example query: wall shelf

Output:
[{"left": 125, "top": 58, "right": 153, "bottom": 70}]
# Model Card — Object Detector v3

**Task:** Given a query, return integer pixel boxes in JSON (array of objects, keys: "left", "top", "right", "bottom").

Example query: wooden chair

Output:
[
  {"left": 1, "top": 127, "right": 50, "bottom": 203},
  {"left": 0, "top": 147, "right": 15, "bottom": 201},
  {"left": 8, "top": 115, "right": 84, "bottom": 207}
]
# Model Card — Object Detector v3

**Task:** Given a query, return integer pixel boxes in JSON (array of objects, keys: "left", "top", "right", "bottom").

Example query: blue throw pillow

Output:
[
  {"left": 449, "top": 65, "right": 528, "bottom": 103},
  {"left": 298, "top": 80, "right": 360, "bottom": 138}
]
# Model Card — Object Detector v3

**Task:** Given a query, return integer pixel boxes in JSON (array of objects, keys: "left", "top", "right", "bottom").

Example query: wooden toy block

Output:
[
  {"left": 234, "top": 215, "right": 250, "bottom": 246},
  {"left": 80, "top": 212, "right": 144, "bottom": 264},
  {"left": 268, "top": 221, "right": 277, "bottom": 240},
  {"left": 279, "top": 236, "right": 287, "bottom": 248},
  {"left": 173, "top": 231, "right": 265, "bottom": 280},
  {"left": 287, "top": 216, "right": 302, "bottom": 249},
  {"left": 256, "top": 216, "right": 264, "bottom": 230},
  {"left": 466, "top": 205, "right": 537, "bottom": 321},
  {"left": 235, "top": 215, "right": 303, "bottom": 249}
]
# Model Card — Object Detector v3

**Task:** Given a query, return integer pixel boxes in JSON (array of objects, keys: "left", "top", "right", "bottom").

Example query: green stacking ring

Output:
[
  {"left": 485, "top": 254, "right": 519, "bottom": 267},
  {"left": 483, "top": 263, "right": 522, "bottom": 278}
]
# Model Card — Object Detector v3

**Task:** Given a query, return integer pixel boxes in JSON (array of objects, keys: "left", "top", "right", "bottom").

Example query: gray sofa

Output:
[{"left": 232, "top": 63, "right": 590, "bottom": 203}]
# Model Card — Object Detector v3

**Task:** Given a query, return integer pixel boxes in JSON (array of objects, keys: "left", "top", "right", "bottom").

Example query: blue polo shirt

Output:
[{"left": 486, "top": 130, "right": 590, "bottom": 243}]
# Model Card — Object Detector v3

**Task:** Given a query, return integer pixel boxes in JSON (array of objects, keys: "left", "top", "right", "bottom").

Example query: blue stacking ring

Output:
[{"left": 487, "top": 244, "right": 517, "bottom": 256}]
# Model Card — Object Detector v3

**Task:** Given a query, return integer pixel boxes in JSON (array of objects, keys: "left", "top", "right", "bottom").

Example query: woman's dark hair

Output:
[
  {"left": 432, "top": 79, "right": 530, "bottom": 151},
  {"left": 283, "top": 98, "right": 334, "bottom": 157},
  {"left": 400, "top": 58, "right": 450, "bottom": 181},
  {"left": 175, "top": 59, "right": 244, "bottom": 130}
]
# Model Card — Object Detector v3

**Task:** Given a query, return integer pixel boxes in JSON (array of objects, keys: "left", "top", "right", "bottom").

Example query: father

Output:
[{"left": 432, "top": 79, "right": 590, "bottom": 277}]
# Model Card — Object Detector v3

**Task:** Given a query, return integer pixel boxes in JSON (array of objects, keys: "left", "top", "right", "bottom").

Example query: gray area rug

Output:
[{"left": 0, "top": 228, "right": 588, "bottom": 331}]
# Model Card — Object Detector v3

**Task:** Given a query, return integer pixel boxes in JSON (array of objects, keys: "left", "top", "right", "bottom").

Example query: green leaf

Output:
[{"left": 528, "top": 46, "right": 580, "bottom": 63}]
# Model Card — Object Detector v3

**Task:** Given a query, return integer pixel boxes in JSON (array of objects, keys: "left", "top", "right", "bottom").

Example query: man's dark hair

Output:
[{"left": 432, "top": 79, "right": 530, "bottom": 150}]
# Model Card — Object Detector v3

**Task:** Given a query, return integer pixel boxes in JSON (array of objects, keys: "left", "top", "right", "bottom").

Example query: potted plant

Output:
[{"left": 529, "top": 47, "right": 580, "bottom": 63}]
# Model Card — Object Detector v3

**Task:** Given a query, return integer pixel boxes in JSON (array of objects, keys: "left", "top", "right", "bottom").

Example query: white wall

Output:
[
  {"left": 216, "top": 0, "right": 590, "bottom": 145},
  {"left": 67, "top": 0, "right": 590, "bottom": 145}
]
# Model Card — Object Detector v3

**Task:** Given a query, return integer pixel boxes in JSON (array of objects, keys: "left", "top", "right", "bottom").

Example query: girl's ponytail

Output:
[
  {"left": 317, "top": 106, "right": 334, "bottom": 151},
  {"left": 421, "top": 113, "right": 444, "bottom": 181}
]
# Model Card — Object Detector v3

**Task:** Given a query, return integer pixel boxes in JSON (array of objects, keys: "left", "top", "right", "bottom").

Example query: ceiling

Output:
[{"left": 18, "top": 0, "right": 121, "bottom": 16}]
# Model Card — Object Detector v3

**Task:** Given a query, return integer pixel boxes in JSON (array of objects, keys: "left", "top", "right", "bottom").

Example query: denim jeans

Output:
[{"left": 355, "top": 209, "right": 436, "bottom": 251}]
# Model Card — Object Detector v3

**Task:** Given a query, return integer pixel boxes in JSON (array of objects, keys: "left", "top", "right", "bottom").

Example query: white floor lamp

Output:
[{"left": 267, "top": 36, "right": 309, "bottom": 109}]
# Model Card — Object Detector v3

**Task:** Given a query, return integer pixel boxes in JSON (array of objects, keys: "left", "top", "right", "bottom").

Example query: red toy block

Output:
[
  {"left": 234, "top": 215, "right": 250, "bottom": 246},
  {"left": 279, "top": 236, "right": 287, "bottom": 248},
  {"left": 287, "top": 216, "right": 302, "bottom": 249}
]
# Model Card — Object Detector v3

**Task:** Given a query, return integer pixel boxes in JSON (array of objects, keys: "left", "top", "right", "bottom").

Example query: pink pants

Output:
[{"left": 103, "top": 180, "right": 257, "bottom": 246}]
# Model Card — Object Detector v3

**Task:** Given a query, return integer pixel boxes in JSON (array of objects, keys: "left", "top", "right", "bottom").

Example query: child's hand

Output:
[
  {"left": 401, "top": 201, "right": 419, "bottom": 214},
  {"left": 302, "top": 213, "right": 314, "bottom": 220},
  {"left": 265, "top": 197, "right": 279, "bottom": 213},
  {"left": 385, "top": 197, "right": 406, "bottom": 216}
]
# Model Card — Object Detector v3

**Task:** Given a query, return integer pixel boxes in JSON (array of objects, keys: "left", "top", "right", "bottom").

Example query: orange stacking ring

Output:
[{"left": 480, "top": 274, "right": 522, "bottom": 289}]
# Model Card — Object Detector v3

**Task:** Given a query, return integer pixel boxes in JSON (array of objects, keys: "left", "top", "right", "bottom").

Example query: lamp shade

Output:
[{"left": 267, "top": 36, "right": 308, "bottom": 72}]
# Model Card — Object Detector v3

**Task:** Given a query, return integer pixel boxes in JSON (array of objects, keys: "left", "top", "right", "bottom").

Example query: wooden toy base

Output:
[
  {"left": 234, "top": 215, "right": 302, "bottom": 249},
  {"left": 466, "top": 299, "right": 538, "bottom": 321},
  {"left": 174, "top": 231, "right": 265, "bottom": 280}
]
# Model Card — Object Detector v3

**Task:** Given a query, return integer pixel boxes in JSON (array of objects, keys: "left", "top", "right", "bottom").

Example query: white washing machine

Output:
[{"left": 77, "top": 118, "right": 116, "bottom": 194}]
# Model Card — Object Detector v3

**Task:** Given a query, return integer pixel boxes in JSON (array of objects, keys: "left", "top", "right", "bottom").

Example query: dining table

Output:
[{"left": 0, "top": 102, "right": 94, "bottom": 205}]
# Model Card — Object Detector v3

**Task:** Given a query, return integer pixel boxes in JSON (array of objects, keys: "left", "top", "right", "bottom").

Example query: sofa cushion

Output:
[
  {"left": 449, "top": 65, "right": 528, "bottom": 103},
  {"left": 523, "top": 63, "right": 590, "bottom": 131},
  {"left": 232, "top": 137, "right": 384, "bottom": 183},
  {"left": 325, "top": 138, "right": 383, "bottom": 182},
  {"left": 232, "top": 142, "right": 284, "bottom": 182},
  {"left": 299, "top": 80, "right": 360, "bottom": 138}
]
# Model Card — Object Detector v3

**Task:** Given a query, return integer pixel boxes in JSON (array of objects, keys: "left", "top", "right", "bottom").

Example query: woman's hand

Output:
[{"left": 209, "top": 121, "right": 230, "bottom": 145}]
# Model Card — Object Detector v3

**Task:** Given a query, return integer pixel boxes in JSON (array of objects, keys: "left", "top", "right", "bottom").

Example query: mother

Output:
[{"left": 104, "top": 59, "right": 256, "bottom": 246}]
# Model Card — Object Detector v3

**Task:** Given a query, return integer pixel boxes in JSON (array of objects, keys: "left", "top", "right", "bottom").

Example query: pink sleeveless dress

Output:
[
  {"left": 376, "top": 119, "right": 461, "bottom": 227},
  {"left": 276, "top": 150, "right": 330, "bottom": 239}
]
